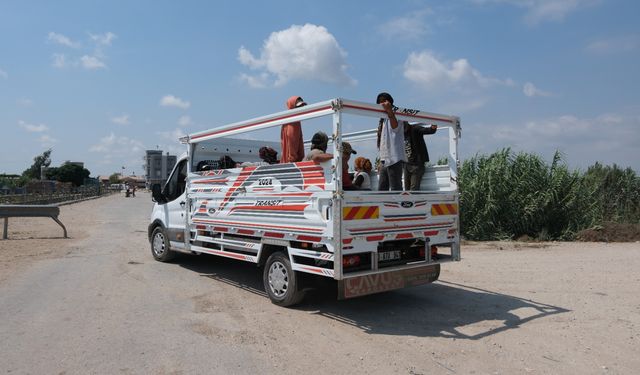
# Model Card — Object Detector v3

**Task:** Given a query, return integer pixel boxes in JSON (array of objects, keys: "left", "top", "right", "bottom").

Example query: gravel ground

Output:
[{"left": 1, "top": 192, "right": 639, "bottom": 374}]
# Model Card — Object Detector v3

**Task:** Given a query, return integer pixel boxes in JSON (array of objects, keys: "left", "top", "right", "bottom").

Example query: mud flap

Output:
[{"left": 338, "top": 264, "right": 440, "bottom": 299}]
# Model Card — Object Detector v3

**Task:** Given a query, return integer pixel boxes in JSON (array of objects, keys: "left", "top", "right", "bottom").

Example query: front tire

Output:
[
  {"left": 150, "top": 226, "right": 176, "bottom": 262},
  {"left": 263, "top": 252, "right": 305, "bottom": 307}
]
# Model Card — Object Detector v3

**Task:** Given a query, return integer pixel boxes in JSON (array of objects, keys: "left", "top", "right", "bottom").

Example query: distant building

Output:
[{"left": 145, "top": 150, "right": 177, "bottom": 188}]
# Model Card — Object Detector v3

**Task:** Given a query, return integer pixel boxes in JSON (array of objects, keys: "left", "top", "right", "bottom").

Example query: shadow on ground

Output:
[{"left": 176, "top": 253, "right": 569, "bottom": 340}]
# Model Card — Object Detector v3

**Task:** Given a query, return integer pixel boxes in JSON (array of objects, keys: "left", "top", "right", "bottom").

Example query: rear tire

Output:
[
  {"left": 263, "top": 252, "right": 305, "bottom": 307},
  {"left": 150, "top": 226, "right": 176, "bottom": 262}
]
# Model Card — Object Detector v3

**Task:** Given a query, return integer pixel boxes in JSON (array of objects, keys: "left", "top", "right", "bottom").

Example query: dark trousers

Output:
[
  {"left": 378, "top": 161, "right": 404, "bottom": 191},
  {"left": 403, "top": 163, "right": 425, "bottom": 191}
]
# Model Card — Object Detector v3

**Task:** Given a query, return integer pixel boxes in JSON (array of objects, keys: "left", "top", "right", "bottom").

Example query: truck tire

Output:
[
  {"left": 150, "top": 226, "right": 176, "bottom": 262},
  {"left": 263, "top": 252, "right": 305, "bottom": 307}
]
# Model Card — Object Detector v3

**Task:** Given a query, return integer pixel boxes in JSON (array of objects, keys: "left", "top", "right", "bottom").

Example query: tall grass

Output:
[{"left": 458, "top": 149, "right": 639, "bottom": 240}]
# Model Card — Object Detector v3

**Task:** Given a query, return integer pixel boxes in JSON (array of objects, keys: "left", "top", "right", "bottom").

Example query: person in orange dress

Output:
[{"left": 280, "top": 96, "right": 306, "bottom": 163}]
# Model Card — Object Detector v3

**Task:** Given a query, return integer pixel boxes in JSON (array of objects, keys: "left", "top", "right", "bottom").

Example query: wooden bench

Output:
[{"left": 0, "top": 205, "right": 68, "bottom": 240}]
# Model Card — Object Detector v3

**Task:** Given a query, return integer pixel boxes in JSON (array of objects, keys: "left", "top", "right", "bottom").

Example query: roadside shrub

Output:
[{"left": 458, "top": 149, "right": 639, "bottom": 240}]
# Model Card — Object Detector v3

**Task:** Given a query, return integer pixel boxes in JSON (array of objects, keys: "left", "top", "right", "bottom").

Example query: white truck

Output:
[{"left": 148, "top": 98, "right": 461, "bottom": 306}]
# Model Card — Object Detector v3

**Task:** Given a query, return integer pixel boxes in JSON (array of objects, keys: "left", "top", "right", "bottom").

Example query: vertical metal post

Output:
[
  {"left": 450, "top": 118, "right": 461, "bottom": 261},
  {"left": 448, "top": 121, "right": 459, "bottom": 191},
  {"left": 3, "top": 217, "right": 8, "bottom": 240},
  {"left": 184, "top": 143, "right": 193, "bottom": 252},
  {"left": 332, "top": 103, "right": 344, "bottom": 279}
]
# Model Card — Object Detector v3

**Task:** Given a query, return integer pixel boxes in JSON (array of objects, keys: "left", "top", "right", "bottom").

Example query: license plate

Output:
[{"left": 379, "top": 250, "right": 400, "bottom": 261}]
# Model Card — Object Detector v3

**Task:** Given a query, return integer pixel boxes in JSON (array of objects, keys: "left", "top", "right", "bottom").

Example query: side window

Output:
[{"left": 163, "top": 159, "right": 187, "bottom": 202}]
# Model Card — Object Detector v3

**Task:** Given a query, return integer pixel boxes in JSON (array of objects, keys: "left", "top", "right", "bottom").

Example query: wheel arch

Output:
[
  {"left": 148, "top": 219, "right": 166, "bottom": 242},
  {"left": 258, "top": 243, "right": 289, "bottom": 268}
]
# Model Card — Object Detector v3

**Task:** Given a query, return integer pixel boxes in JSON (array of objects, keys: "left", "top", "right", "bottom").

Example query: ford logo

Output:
[{"left": 400, "top": 201, "right": 413, "bottom": 208}]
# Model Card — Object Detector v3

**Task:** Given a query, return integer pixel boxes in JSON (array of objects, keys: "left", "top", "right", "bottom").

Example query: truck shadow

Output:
[{"left": 177, "top": 255, "right": 569, "bottom": 340}]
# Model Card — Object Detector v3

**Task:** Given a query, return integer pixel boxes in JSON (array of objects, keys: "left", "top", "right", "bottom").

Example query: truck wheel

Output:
[
  {"left": 150, "top": 226, "right": 176, "bottom": 262},
  {"left": 263, "top": 252, "right": 305, "bottom": 307}
]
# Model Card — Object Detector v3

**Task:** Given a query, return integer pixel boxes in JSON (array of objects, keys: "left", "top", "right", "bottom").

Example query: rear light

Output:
[
  {"left": 431, "top": 245, "right": 438, "bottom": 258},
  {"left": 343, "top": 255, "right": 361, "bottom": 268}
]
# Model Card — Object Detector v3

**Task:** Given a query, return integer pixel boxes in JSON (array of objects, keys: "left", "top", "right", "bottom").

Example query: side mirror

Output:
[{"left": 151, "top": 184, "right": 166, "bottom": 204}]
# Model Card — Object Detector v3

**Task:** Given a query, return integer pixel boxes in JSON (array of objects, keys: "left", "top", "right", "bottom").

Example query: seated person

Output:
[
  {"left": 353, "top": 157, "right": 372, "bottom": 189},
  {"left": 259, "top": 146, "right": 279, "bottom": 164},
  {"left": 304, "top": 131, "right": 333, "bottom": 163},
  {"left": 341, "top": 142, "right": 357, "bottom": 190},
  {"left": 303, "top": 133, "right": 357, "bottom": 190}
]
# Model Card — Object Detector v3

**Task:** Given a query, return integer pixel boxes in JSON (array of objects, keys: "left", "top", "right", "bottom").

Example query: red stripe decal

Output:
[
  {"left": 344, "top": 207, "right": 359, "bottom": 220},
  {"left": 193, "top": 219, "right": 322, "bottom": 233},
  {"left": 213, "top": 226, "right": 228, "bottom": 232},
  {"left": 395, "top": 233, "right": 413, "bottom": 239},
  {"left": 230, "top": 204, "right": 308, "bottom": 212},
  {"left": 423, "top": 230, "right": 438, "bottom": 236},
  {"left": 341, "top": 104, "right": 454, "bottom": 123},
  {"left": 297, "top": 235, "right": 322, "bottom": 242},
  {"left": 191, "top": 105, "right": 333, "bottom": 140},
  {"left": 342, "top": 238, "right": 353, "bottom": 245},
  {"left": 264, "top": 232, "right": 285, "bottom": 238},
  {"left": 237, "top": 229, "right": 255, "bottom": 235},
  {"left": 363, "top": 205, "right": 378, "bottom": 219},
  {"left": 384, "top": 216, "right": 427, "bottom": 222},
  {"left": 206, "top": 249, "right": 247, "bottom": 260},
  {"left": 366, "top": 235, "right": 384, "bottom": 242},
  {"left": 351, "top": 221, "right": 452, "bottom": 233},
  {"left": 299, "top": 266, "right": 323, "bottom": 274}
]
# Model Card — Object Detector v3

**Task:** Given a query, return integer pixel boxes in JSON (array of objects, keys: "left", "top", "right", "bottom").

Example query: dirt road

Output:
[{"left": 1, "top": 193, "right": 639, "bottom": 374}]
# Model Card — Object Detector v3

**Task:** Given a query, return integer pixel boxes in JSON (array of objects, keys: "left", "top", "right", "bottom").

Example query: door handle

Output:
[{"left": 180, "top": 201, "right": 186, "bottom": 207}]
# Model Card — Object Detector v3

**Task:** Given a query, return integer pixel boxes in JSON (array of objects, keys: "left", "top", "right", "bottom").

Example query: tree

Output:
[
  {"left": 48, "top": 164, "right": 91, "bottom": 186},
  {"left": 108, "top": 173, "right": 121, "bottom": 184},
  {"left": 22, "top": 149, "right": 52, "bottom": 179}
]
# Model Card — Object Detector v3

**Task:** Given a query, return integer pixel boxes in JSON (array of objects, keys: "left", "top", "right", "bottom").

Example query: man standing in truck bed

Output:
[
  {"left": 376, "top": 92, "right": 406, "bottom": 191},
  {"left": 404, "top": 122, "right": 437, "bottom": 190}
]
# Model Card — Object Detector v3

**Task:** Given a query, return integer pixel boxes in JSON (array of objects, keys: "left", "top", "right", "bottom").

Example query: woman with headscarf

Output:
[{"left": 280, "top": 96, "right": 306, "bottom": 163}]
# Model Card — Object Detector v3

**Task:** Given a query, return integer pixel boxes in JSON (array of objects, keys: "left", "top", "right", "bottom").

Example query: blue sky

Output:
[{"left": 1, "top": 0, "right": 639, "bottom": 176}]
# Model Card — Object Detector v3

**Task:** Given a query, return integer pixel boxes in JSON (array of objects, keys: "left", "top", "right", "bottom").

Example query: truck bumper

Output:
[{"left": 337, "top": 263, "right": 440, "bottom": 299}]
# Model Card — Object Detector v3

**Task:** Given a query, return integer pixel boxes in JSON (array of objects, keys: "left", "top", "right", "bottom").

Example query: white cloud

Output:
[
  {"left": 158, "top": 128, "right": 187, "bottom": 142},
  {"left": 177, "top": 115, "right": 191, "bottom": 127},
  {"left": 472, "top": 0, "right": 597, "bottom": 25},
  {"left": 0, "top": 68, "right": 7, "bottom": 79},
  {"left": 89, "top": 32, "right": 117, "bottom": 46},
  {"left": 111, "top": 114, "right": 130, "bottom": 125},
  {"left": 403, "top": 50, "right": 511, "bottom": 90},
  {"left": 38, "top": 134, "right": 58, "bottom": 147},
  {"left": 80, "top": 55, "right": 107, "bottom": 69},
  {"left": 523, "top": 82, "right": 552, "bottom": 97},
  {"left": 378, "top": 9, "right": 432, "bottom": 41},
  {"left": 89, "top": 133, "right": 144, "bottom": 154},
  {"left": 238, "top": 23, "right": 356, "bottom": 87},
  {"left": 586, "top": 34, "right": 640, "bottom": 54},
  {"left": 19, "top": 120, "right": 49, "bottom": 133},
  {"left": 239, "top": 72, "right": 269, "bottom": 89},
  {"left": 160, "top": 95, "right": 191, "bottom": 109},
  {"left": 442, "top": 97, "right": 490, "bottom": 113},
  {"left": 17, "top": 98, "right": 33, "bottom": 107},
  {"left": 47, "top": 32, "right": 80, "bottom": 48},
  {"left": 464, "top": 112, "right": 640, "bottom": 170},
  {"left": 52, "top": 53, "right": 67, "bottom": 68},
  {"left": 47, "top": 31, "right": 115, "bottom": 71}
]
